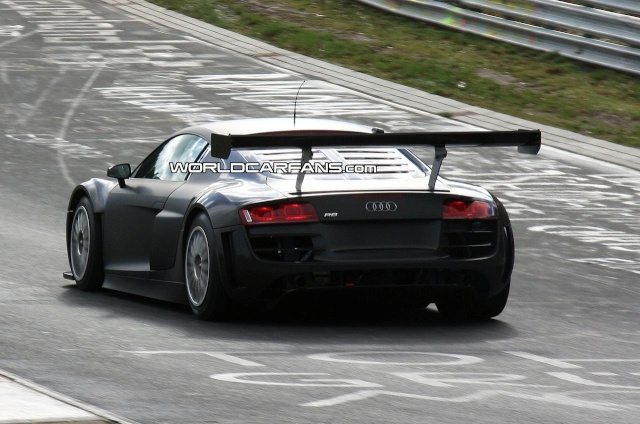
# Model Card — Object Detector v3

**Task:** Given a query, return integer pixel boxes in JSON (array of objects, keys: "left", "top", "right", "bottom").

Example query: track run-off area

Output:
[{"left": 1, "top": 1, "right": 639, "bottom": 423}]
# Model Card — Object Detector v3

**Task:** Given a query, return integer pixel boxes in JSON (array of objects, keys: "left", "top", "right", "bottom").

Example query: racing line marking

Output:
[
  {"left": 505, "top": 351, "right": 583, "bottom": 369},
  {"left": 204, "top": 353, "right": 265, "bottom": 367},
  {"left": 211, "top": 373, "right": 383, "bottom": 388},
  {"left": 125, "top": 350, "right": 640, "bottom": 411},
  {"left": 299, "top": 388, "right": 624, "bottom": 411},
  {"left": 548, "top": 372, "right": 640, "bottom": 389},
  {"left": 307, "top": 352, "right": 483, "bottom": 366}
]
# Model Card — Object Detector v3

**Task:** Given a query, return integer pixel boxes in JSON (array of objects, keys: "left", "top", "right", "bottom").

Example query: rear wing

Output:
[{"left": 210, "top": 130, "right": 541, "bottom": 192}]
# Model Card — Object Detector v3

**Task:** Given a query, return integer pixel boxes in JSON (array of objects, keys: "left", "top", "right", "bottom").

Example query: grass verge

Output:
[{"left": 147, "top": 0, "right": 639, "bottom": 148}]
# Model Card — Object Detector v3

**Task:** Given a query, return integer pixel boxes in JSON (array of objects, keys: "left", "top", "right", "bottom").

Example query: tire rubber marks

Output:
[
  {"left": 568, "top": 258, "right": 640, "bottom": 276},
  {"left": 5, "top": 134, "right": 110, "bottom": 158}
]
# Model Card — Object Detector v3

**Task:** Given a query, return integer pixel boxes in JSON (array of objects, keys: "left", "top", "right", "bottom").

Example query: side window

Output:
[{"left": 135, "top": 134, "right": 208, "bottom": 181}]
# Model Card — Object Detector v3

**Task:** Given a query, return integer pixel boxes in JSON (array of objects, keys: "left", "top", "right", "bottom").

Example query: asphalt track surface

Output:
[{"left": 1, "top": 1, "right": 639, "bottom": 423}]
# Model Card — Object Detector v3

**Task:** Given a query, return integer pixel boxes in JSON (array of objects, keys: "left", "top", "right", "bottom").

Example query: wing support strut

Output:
[
  {"left": 428, "top": 145, "right": 447, "bottom": 191},
  {"left": 295, "top": 146, "right": 313, "bottom": 194}
]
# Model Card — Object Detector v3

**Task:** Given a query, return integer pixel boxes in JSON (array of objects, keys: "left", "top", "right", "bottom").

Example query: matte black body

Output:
[{"left": 66, "top": 119, "right": 532, "bottom": 308}]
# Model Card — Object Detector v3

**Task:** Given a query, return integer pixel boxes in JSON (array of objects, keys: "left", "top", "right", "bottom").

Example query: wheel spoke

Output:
[
  {"left": 80, "top": 214, "right": 89, "bottom": 235},
  {"left": 185, "top": 226, "right": 210, "bottom": 307},
  {"left": 70, "top": 206, "right": 90, "bottom": 280}
]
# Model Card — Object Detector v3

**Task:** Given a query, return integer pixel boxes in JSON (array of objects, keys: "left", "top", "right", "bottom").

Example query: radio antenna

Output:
[{"left": 293, "top": 80, "right": 305, "bottom": 126}]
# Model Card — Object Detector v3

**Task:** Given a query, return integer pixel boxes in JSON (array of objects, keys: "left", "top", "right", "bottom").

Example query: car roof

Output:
[{"left": 177, "top": 118, "right": 378, "bottom": 141}]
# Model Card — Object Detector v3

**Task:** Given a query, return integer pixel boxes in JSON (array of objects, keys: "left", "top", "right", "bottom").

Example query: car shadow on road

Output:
[{"left": 59, "top": 284, "right": 518, "bottom": 344}]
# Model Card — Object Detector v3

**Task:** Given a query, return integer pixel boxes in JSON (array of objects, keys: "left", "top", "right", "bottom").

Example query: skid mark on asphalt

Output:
[
  {"left": 5, "top": 134, "right": 110, "bottom": 159},
  {"left": 17, "top": 69, "right": 67, "bottom": 126},
  {"left": 55, "top": 67, "right": 103, "bottom": 187}
]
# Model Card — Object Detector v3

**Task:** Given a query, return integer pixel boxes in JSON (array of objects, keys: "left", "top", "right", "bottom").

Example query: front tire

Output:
[
  {"left": 69, "top": 196, "right": 104, "bottom": 291},
  {"left": 184, "top": 214, "right": 235, "bottom": 320}
]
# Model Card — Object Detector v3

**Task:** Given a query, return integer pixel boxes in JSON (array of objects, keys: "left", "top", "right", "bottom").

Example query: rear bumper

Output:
[{"left": 215, "top": 219, "right": 513, "bottom": 305}]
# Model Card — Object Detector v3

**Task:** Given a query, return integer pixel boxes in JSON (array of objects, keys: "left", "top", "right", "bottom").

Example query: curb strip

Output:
[{"left": 0, "top": 370, "right": 137, "bottom": 424}]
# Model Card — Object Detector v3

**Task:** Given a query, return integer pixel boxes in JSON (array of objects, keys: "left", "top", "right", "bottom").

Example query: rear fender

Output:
[
  {"left": 491, "top": 193, "right": 515, "bottom": 289},
  {"left": 180, "top": 193, "right": 250, "bottom": 302},
  {"left": 172, "top": 195, "right": 230, "bottom": 282},
  {"left": 491, "top": 193, "right": 511, "bottom": 225}
]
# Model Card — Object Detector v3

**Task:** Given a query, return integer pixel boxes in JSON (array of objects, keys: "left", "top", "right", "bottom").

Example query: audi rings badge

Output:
[{"left": 365, "top": 201, "right": 398, "bottom": 212}]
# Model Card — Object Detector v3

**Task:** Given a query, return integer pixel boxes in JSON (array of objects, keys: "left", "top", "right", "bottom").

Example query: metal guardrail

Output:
[
  {"left": 354, "top": 0, "right": 640, "bottom": 75},
  {"left": 576, "top": 0, "right": 639, "bottom": 17},
  {"left": 457, "top": 0, "right": 640, "bottom": 47}
]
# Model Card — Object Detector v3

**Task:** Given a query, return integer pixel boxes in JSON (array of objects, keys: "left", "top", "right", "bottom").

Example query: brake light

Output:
[
  {"left": 240, "top": 202, "right": 319, "bottom": 225},
  {"left": 443, "top": 199, "right": 497, "bottom": 219}
]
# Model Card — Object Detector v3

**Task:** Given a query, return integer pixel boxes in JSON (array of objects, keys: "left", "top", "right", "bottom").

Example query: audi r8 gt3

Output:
[{"left": 64, "top": 118, "right": 541, "bottom": 320}]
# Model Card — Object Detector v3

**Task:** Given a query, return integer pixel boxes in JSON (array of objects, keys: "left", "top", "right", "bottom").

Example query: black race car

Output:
[{"left": 64, "top": 118, "right": 540, "bottom": 320}]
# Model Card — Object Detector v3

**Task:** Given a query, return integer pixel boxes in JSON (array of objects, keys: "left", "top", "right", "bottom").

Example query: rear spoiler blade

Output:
[
  {"left": 210, "top": 129, "right": 542, "bottom": 192},
  {"left": 211, "top": 130, "right": 541, "bottom": 157}
]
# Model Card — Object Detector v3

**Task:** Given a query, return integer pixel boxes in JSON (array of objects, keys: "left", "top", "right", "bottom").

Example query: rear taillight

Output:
[
  {"left": 443, "top": 199, "right": 497, "bottom": 219},
  {"left": 240, "top": 202, "right": 319, "bottom": 225}
]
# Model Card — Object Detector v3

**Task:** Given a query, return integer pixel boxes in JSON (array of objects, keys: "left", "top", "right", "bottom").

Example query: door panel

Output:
[
  {"left": 148, "top": 180, "right": 211, "bottom": 272},
  {"left": 102, "top": 133, "right": 208, "bottom": 276},
  {"left": 103, "top": 179, "right": 184, "bottom": 275}
]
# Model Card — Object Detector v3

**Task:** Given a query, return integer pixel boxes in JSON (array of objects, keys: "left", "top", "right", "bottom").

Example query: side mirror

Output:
[{"left": 107, "top": 163, "right": 132, "bottom": 188}]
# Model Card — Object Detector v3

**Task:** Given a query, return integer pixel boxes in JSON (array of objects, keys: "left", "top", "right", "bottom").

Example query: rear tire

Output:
[
  {"left": 69, "top": 196, "right": 104, "bottom": 291},
  {"left": 436, "top": 280, "right": 510, "bottom": 320},
  {"left": 438, "top": 223, "right": 513, "bottom": 320},
  {"left": 184, "top": 214, "right": 236, "bottom": 320}
]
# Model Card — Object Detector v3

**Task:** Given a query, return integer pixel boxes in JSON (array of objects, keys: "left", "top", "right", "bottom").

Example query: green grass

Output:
[{"left": 149, "top": 0, "right": 640, "bottom": 147}]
